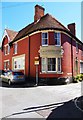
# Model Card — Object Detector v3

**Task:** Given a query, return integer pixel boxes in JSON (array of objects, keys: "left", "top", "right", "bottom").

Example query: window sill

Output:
[
  {"left": 42, "top": 45, "right": 48, "bottom": 46},
  {"left": 40, "top": 72, "right": 63, "bottom": 74},
  {"left": 55, "top": 45, "right": 61, "bottom": 47},
  {"left": 4, "top": 53, "right": 9, "bottom": 56},
  {"left": 76, "top": 52, "right": 79, "bottom": 54},
  {"left": 13, "top": 53, "right": 17, "bottom": 55}
]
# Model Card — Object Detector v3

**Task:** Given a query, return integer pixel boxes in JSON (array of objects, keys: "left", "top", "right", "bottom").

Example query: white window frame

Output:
[
  {"left": 80, "top": 61, "right": 83, "bottom": 74},
  {"left": 4, "top": 46, "right": 6, "bottom": 55},
  {"left": 54, "top": 32, "right": 61, "bottom": 46},
  {"left": 41, "top": 57, "right": 61, "bottom": 73},
  {"left": 57, "top": 58, "right": 61, "bottom": 72},
  {"left": 4, "top": 60, "right": 10, "bottom": 70},
  {"left": 8, "top": 44, "right": 10, "bottom": 54},
  {"left": 41, "top": 58, "right": 47, "bottom": 72},
  {"left": 47, "top": 58, "right": 56, "bottom": 72},
  {"left": 14, "top": 43, "right": 17, "bottom": 54},
  {"left": 12, "top": 55, "right": 25, "bottom": 70},
  {"left": 42, "top": 32, "right": 48, "bottom": 46}
]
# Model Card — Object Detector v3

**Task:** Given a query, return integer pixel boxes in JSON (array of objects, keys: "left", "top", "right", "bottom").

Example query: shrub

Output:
[{"left": 74, "top": 74, "right": 83, "bottom": 82}]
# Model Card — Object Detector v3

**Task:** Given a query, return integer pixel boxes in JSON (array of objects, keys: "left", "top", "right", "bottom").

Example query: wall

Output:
[
  {"left": 0, "top": 49, "right": 2, "bottom": 70},
  {"left": 2, "top": 31, "right": 83, "bottom": 81}
]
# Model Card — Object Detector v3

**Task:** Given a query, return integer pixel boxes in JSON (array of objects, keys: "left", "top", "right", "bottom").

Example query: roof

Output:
[
  {"left": 11, "top": 14, "right": 68, "bottom": 42},
  {"left": 9, "top": 13, "right": 83, "bottom": 45},
  {"left": 5, "top": 29, "right": 18, "bottom": 41}
]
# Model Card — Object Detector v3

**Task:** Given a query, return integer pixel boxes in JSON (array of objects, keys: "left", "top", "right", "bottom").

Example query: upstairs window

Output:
[
  {"left": 4, "top": 44, "right": 10, "bottom": 55},
  {"left": 8, "top": 45, "right": 10, "bottom": 54},
  {"left": 54, "top": 32, "right": 61, "bottom": 46},
  {"left": 14, "top": 43, "right": 17, "bottom": 54},
  {"left": 42, "top": 32, "right": 48, "bottom": 46}
]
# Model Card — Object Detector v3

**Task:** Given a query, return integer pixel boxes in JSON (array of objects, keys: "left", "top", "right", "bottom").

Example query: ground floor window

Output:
[
  {"left": 80, "top": 62, "right": 83, "bottom": 73},
  {"left": 48, "top": 58, "right": 56, "bottom": 71},
  {"left": 4, "top": 60, "right": 10, "bottom": 70},
  {"left": 41, "top": 58, "right": 61, "bottom": 73},
  {"left": 12, "top": 55, "right": 25, "bottom": 70}
]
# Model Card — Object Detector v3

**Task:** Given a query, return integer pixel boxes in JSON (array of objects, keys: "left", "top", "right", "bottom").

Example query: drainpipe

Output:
[
  {"left": 28, "top": 35, "right": 30, "bottom": 79},
  {"left": 71, "top": 38, "right": 73, "bottom": 79}
]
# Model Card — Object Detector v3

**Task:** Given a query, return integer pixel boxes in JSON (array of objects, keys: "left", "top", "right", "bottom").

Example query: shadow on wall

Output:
[{"left": 46, "top": 96, "right": 83, "bottom": 120}]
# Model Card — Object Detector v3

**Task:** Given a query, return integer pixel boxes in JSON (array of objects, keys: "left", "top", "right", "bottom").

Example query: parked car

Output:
[
  {"left": 1, "top": 70, "right": 25, "bottom": 85},
  {"left": 0, "top": 70, "right": 5, "bottom": 78}
]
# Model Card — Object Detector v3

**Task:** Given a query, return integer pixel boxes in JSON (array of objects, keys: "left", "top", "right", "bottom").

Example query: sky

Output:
[{"left": 0, "top": 1, "right": 83, "bottom": 44}]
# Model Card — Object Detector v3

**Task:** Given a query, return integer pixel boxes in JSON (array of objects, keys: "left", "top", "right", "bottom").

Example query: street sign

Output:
[
  {"left": 34, "top": 57, "right": 39, "bottom": 65},
  {"left": 34, "top": 61, "right": 39, "bottom": 65}
]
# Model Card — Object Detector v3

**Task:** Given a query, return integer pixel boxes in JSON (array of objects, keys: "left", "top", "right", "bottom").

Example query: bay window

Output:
[
  {"left": 48, "top": 58, "right": 56, "bottom": 71},
  {"left": 41, "top": 58, "right": 61, "bottom": 73}
]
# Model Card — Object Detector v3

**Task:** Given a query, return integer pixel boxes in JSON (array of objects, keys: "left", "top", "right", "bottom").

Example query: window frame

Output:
[
  {"left": 57, "top": 58, "right": 61, "bottom": 72},
  {"left": 41, "top": 32, "right": 48, "bottom": 46},
  {"left": 14, "top": 42, "right": 17, "bottom": 54},
  {"left": 54, "top": 32, "right": 61, "bottom": 46},
  {"left": 4, "top": 60, "right": 10, "bottom": 70},
  {"left": 47, "top": 58, "right": 56, "bottom": 72},
  {"left": 41, "top": 57, "right": 61, "bottom": 73},
  {"left": 8, "top": 44, "right": 10, "bottom": 54}
]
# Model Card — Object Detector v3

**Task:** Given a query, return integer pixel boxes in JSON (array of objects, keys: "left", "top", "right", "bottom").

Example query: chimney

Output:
[
  {"left": 34, "top": 5, "right": 45, "bottom": 22},
  {"left": 67, "top": 23, "right": 76, "bottom": 36}
]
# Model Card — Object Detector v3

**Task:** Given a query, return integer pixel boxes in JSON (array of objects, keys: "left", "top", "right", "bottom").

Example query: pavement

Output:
[{"left": 0, "top": 79, "right": 83, "bottom": 119}]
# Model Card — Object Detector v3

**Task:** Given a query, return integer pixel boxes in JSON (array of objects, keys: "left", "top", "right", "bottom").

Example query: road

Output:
[{"left": 0, "top": 78, "right": 83, "bottom": 119}]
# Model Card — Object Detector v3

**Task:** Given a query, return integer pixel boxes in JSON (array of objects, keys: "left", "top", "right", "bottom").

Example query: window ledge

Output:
[
  {"left": 13, "top": 53, "right": 17, "bottom": 55},
  {"left": 40, "top": 72, "right": 63, "bottom": 74},
  {"left": 42, "top": 45, "right": 48, "bottom": 46}
]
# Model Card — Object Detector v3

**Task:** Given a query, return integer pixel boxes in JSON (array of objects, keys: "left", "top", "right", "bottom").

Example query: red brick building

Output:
[
  {"left": 0, "top": 45, "right": 2, "bottom": 70},
  {"left": 1, "top": 5, "right": 83, "bottom": 84}
]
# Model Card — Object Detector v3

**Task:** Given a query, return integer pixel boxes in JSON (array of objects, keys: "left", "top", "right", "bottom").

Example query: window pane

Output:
[
  {"left": 8, "top": 45, "right": 10, "bottom": 53},
  {"left": 42, "top": 58, "right": 46, "bottom": 72},
  {"left": 42, "top": 33, "right": 47, "bottom": 38},
  {"left": 42, "top": 33, "right": 48, "bottom": 45},
  {"left": 54, "top": 33, "right": 57, "bottom": 38},
  {"left": 48, "top": 58, "right": 56, "bottom": 71},
  {"left": 54, "top": 33, "right": 60, "bottom": 45},
  {"left": 57, "top": 33, "right": 60, "bottom": 38},
  {"left": 58, "top": 58, "right": 61, "bottom": 71},
  {"left": 14, "top": 43, "right": 17, "bottom": 54}
]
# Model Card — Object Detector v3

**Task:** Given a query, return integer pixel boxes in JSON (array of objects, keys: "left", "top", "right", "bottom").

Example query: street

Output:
[{"left": 0, "top": 78, "right": 83, "bottom": 119}]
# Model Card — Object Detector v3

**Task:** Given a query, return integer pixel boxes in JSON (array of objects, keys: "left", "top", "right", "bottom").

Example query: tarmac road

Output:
[{"left": 0, "top": 79, "right": 83, "bottom": 119}]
